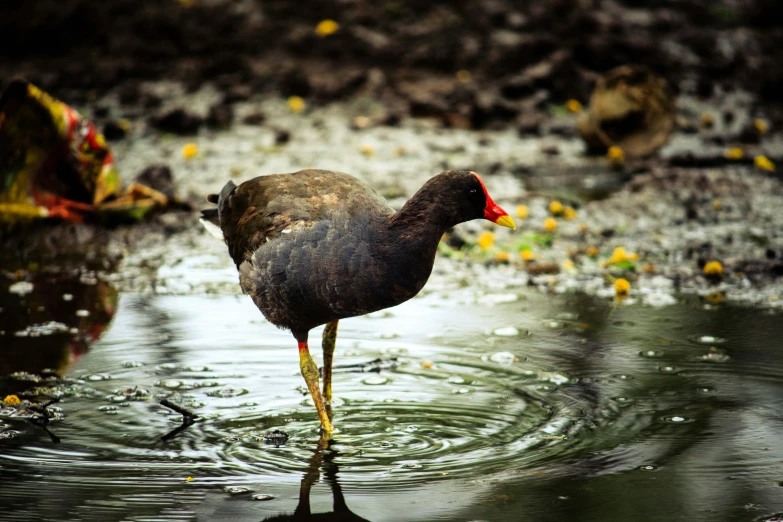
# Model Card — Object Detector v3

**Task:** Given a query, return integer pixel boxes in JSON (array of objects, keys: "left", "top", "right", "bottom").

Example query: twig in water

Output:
[
  {"left": 159, "top": 399, "right": 199, "bottom": 441},
  {"left": 27, "top": 397, "right": 61, "bottom": 443}
]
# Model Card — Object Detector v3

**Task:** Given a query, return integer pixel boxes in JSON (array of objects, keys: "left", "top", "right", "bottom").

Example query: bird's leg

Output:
[
  {"left": 322, "top": 321, "right": 339, "bottom": 407},
  {"left": 299, "top": 341, "right": 334, "bottom": 436}
]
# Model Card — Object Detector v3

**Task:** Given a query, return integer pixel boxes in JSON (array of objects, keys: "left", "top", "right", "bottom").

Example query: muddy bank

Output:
[{"left": 2, "top": 0, "right": 783, "bottom": 133}]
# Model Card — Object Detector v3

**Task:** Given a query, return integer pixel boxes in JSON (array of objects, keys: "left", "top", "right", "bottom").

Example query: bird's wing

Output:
[{"left": 215, "top": 169, "right": 393, "bottom": 267}]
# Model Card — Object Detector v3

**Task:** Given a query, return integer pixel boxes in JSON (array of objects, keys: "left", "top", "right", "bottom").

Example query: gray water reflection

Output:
[{"left": 1, "top": 285, "right": 783, "bottom": 521}]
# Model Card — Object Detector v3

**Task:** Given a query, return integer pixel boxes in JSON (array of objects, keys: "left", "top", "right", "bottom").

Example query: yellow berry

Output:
[
  {"left": 181, "top": 143, "right": 198, "bottom": 159},
  {"left": 515, "top": 204, "right": 529, "bottom": 219},
  {"left": 614, "top": 278, "right": 631, "bottom": 296},
  {"left": 563, "top": 206, "right": 577, "bottom": 220},
  {"left": 477, "top": 231, "right": 495, "bottom": 249},
  {"left": 703, "top": 261, "right": 723, "bottom": 275},
  {"left": 287, "top": 96, "right": 306, "bottom": 113},
  {"left": 565, "top": 99, "right": 583, "bottom": 113},
  {"left": 724, "top": 148, "right": 743, "bottom": 160},
  {"left": 3, "top": 395, "right": 20, "bottom": 406},
  {"left": 315, "top": 19, "right": 340, "bottom": 37},
  {"left": 549, "top": 200, "right": 564, "bottom": 215},
  {"left": 754, "top": 155, "right": 775, "bottom": 172},
  {"left": 456, "top": 70, "right": 472, "bottom": 83},
  {"left": 544, "top": 218, "right": 557, "bottom": 232}
]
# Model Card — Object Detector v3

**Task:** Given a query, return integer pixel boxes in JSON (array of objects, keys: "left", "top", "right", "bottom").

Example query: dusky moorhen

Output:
[{"left": 201, "top": 169, "right": 515, "bottom": 436}]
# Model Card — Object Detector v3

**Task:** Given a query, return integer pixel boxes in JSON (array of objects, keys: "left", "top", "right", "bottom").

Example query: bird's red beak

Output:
[{"left": 471, "top": 172, "right": 516, "bottom": 229}]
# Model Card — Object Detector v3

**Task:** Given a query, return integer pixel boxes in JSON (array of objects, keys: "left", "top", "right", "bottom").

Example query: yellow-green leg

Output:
[
  {"left": 322, "top": 321, "right": 339, "bottom": 405},
  {"left": 298, "top": 341, "right": 333, "bottom": 436}
]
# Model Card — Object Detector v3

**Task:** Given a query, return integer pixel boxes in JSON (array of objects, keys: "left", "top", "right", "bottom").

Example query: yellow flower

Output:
[
  {"left": 703, "top": 261, "right": 723, "bottom": 275},
  {"left": 544, "top": 218, "right": 557, "bottom": 232},
  {"left": 565, "top": 99, "right": 582, "bottom": 113},
  {"left": 185, "top": 476, "right": 194, "bottom": 482},
  {"left": 754, "top": 119, "right": 768, "bottom": 134},
  {"left": 315, "top": 19, "right": 340, "bottom": 37},
  {"left": 360, "top": 144, "right": 375, "bottom": 156},
  {"left": 603, "top": 247, "right": 638, "bottom": 266},
  {"left": 421, "top": 361, "right": 433, "bottom": 369},
  {"left": 724, "top": 148, "right": 743, "bottom": 160},
  {"left": 456, "top": 70, "right": 472, "bottom": 83},
  {"left": 607, "top": 146, "right": 625, "bottom": 166},
  {"left": 287, "top": 96, "right": 306, "bottom": 113},
  {"left": 754, "top": 155, "right": 775, "bottom": 172},
  {"left": 181, "top": 143, "right": 198, "bottom": 159},
  {"left": 586, "top": 246, "right": 599, "bottom": 258},
  {"left": 520, "top": 249, "right": 535, "bottom": 262},
  {"left": 614, "top": 278, "right": 630, "bottom": 296},
  {"left": 642, "top": 263, "right": 656, "bottom": 273},
  {"left": 515, "top": 204, "right": 529, "bottom": 219},
  {"left": 495, "top": 251, "right": 511, "bottom": 262},
  {"left": 549, "top": 200, "right": 564, "bottom": 216},
  {"left": 563, "top": 206, "right": 576, "bottom": 220},
  {"left": 3, "top": 395, "right": 20, "bottom": 406},
  {"left": 477, "top": 231, "right": 495, "bottom": 249},
  {"left": 562, "top": 259, "right": 575, "bottom": 270}
]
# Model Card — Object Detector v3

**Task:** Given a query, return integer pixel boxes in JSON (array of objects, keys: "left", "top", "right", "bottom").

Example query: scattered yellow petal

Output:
[
  {"left": 607, "top": 146, "right": 625, "bottom": 164},
  {"left": 456, "top": 70, "right": 472, "bottom": 83},
  {"left": 181, "top": 143, "right": 198, "bottom": 159},
  {"left": 563, "top": 206, "right": 577, "bottom": 220},
  {"left": 520, "top": 249, "right": 535, "bottom": 262},
  {"left": 315, "top": 19, "right": 340, "bottom": 37},
  {"left": 565, "top": 99, "right": 582, "bottom": 113},
  {"left": 544, "top": 218, "right": 557, "bottom": 232},
  {"left": 754, "top": 119, "right": 768, "bottom": 134},
  {"left": 549, "top": 200, "right": 564, "bottom": 216},
  {"left": 700, "top": 113, "right": 714, "bottom": 128},
  {"left": 360, "top": 144, "right": 375, "bottom": 156},
  {"left": 724, "top": 147, "right": 743, "bottom": 160},
  {"left": 586, "top": 246, "right": 599, "bottom": 258},
  {"left": 287, "top": 96, "right": 306, "bottom": 113},
  {"left": 754, "top": 155, "right": 775, "bottom": 172},
  {"left": 3, "top": 395, "right": 20, "bottom": 406},
  {"left": 603, "top": 246, "right": 638, "bottom": 266},
  {"left": 703, "top": 261, "right": 723, "bottom": 275},
  {"left": 185, "top": 476, "right": 194, "bottom": 482},
  {"left": 515, "top": 204, "right": 529, "bottom": 219},
  {"left": 495, "top": 251, "right": 511, "bottom": 262},
  {"left": 562, "top": 259, "right": 575, "bottom": 270},
  {"left": 421, "top": 361, "right": 433, "bottom": 369},
  {"left": 642, "top": 263, "right": 656, "bottom": 273},
  {"left": 614, "top": 278, "right": 631, "bottom": 296},
  {"left": 477, "top": 231, "right": 495, "bottom": 250}
]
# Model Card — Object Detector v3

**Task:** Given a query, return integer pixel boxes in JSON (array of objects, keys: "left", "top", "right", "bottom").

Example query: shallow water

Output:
[{"left": 2, "top": 271, "right": 783, "bottom": 522}]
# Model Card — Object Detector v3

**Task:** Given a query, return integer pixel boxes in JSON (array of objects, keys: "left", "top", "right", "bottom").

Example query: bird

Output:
[{"left": 200, "top": 169, "right": 515, "bottom": 437}]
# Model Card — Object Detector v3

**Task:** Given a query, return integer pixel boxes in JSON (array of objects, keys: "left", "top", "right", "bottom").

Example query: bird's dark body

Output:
[{"left": 208, "top": 169, "right": 470, "bottom": 341}]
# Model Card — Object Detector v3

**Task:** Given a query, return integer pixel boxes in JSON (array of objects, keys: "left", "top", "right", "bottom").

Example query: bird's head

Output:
[{"left": 435, "top": 170, "right": 516, "bottom": 230}]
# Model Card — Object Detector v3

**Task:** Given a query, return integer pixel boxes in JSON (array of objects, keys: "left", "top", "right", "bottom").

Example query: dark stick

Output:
[{"left": 159, "top": 399, "right": 199, "bottom": 441}]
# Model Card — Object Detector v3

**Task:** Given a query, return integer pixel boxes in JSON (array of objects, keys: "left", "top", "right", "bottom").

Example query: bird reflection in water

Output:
[{"left": 263, "top": 439, "right": 370, "bottom": 522}]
